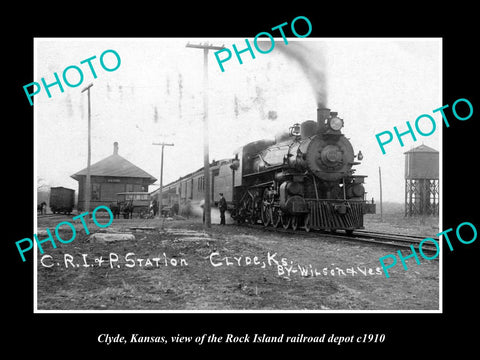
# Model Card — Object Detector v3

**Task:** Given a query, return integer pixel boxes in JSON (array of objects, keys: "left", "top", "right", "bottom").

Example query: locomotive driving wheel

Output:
[
  {"left": 304, "top": 213, "right": 311, "bottom": 232},
  {"left": 238, "top": 195, "right": 253, "bottom": 224},
  {"left": 291, "top": 216, "right": 299, "bottom": 231},
  {"left": 271, "top": 207, "right": 281, "bottom": 228},
  {"left": 281, "top": 212, "right": 291, "bottom": 229},
  {"left": 260, "top": 188, "right": 272, "bottom": 226},
  {"left": 247, "top": 193, "right": 260, "bottom": 224}
]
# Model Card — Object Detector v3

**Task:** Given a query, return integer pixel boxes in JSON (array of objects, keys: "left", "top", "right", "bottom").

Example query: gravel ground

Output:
[{"left": 36, "top": 214, "right": 439, "bottom": 311}]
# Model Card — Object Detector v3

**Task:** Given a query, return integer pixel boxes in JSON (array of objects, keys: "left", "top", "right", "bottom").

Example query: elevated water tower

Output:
[{"left": 404, "top": 144, "right": 439, "bottom": 216}]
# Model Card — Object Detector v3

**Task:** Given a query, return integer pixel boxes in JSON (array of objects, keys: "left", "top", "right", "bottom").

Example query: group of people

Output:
[{"left": 37, "top": 201, "right": 47, "bottom": 215}]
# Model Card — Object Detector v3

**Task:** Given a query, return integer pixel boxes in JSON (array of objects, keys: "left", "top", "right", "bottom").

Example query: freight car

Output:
[{"left": 49, "top": 186, "right": 75, "bottom": 215}]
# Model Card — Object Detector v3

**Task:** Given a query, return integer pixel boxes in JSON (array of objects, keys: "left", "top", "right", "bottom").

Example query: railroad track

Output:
[
  {"left": 354, "top": 229, "right": 431, "bottom": 241},
  {"left": 328, "top": 230, "right": 439, "bottom": 254},
  {"left": 37, "top": 213, "right": 71, "bottom": 218},
  {"left": 242, "top": 222, "right": 440, "bottom": 254}
]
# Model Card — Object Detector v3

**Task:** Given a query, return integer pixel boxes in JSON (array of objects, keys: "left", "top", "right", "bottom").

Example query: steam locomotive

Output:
[
  {"left": 229, "top": 107, "right": 375, "bottom": 233},
  {"left": 157, "top": 107, "right": 375, "bottom": 233}
]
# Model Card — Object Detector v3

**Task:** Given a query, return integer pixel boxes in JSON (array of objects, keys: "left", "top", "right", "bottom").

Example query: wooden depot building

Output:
[{"left": 71, "top": 142, "right": 157, "bottom": 211}]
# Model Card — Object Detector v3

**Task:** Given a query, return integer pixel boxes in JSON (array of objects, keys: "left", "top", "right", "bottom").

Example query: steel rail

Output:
[{"left": 240, "top": 222, "right": 440, "bottom": 254}]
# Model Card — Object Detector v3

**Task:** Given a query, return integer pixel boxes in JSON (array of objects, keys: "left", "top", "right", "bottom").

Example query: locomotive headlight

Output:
[{"left": 329, "top": 117, "right": 344, "bottom": 131}]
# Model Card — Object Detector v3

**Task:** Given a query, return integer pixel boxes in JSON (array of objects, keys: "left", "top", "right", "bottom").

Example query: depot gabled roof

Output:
[{"left": 71, "top": 142, "right": 156, "bottom": 183}]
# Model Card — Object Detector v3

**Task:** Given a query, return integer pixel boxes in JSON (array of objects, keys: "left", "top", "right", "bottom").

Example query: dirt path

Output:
[{"left": 36, "top": 217, "right": 439, "bottom": 311}]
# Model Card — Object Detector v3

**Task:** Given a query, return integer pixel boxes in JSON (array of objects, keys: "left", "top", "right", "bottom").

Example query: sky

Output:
[{"left": 34, "top": 38, "right": 441, "bottom": 203}]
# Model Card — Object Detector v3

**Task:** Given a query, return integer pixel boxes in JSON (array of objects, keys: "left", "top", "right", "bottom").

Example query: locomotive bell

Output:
[{"left": 289, "top": 123, "right": 301, "bottom": 137}]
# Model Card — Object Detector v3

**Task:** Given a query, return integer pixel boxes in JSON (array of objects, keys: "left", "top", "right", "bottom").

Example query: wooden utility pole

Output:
[
  {"left": 152, "top": 142, "right": 174, "bottom": 219},
  {"left": 81, "top": 83, "right": 93, "bottom": 216},
  {"left": 186, "top": 42, "right": 225, "bottom": 228}
]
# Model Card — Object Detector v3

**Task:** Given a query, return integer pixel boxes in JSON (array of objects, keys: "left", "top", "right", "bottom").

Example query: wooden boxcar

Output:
[{"left": 49, "top": 186, "right": 75, "bottom": 214}]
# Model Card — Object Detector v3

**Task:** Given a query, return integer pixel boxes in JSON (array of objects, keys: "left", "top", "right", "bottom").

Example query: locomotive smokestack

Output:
[{"left": 317, "top": 107, "right": 331, "bottom": 127}]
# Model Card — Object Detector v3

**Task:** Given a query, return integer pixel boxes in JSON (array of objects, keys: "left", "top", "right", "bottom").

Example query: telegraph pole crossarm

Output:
[{"left": 186, "top": 43, "right": 225, "bottom": 51}]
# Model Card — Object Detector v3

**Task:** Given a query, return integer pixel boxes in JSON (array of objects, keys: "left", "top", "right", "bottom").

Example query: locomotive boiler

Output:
[{"left": 230, "top": 107, "right": 375, "bottom": 233}]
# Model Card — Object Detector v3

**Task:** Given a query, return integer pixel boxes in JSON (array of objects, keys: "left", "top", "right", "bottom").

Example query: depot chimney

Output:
[{"left": 113, "top": 142, "right": 119, "bottom": 155}]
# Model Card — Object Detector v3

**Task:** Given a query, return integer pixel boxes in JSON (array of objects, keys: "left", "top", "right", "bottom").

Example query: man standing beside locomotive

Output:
[{"left": 218, "top": 193, "right": 227, "bottom": 225}]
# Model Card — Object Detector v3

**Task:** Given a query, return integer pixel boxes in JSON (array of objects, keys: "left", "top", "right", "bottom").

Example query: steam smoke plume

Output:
[{"left": 275, "top": 42, "right": 328, "bottom": 107}]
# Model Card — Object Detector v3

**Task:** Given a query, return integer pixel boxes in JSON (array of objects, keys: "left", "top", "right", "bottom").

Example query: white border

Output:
[{"left": 33, "top": 37, "right": 443, "bottom": 314}]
